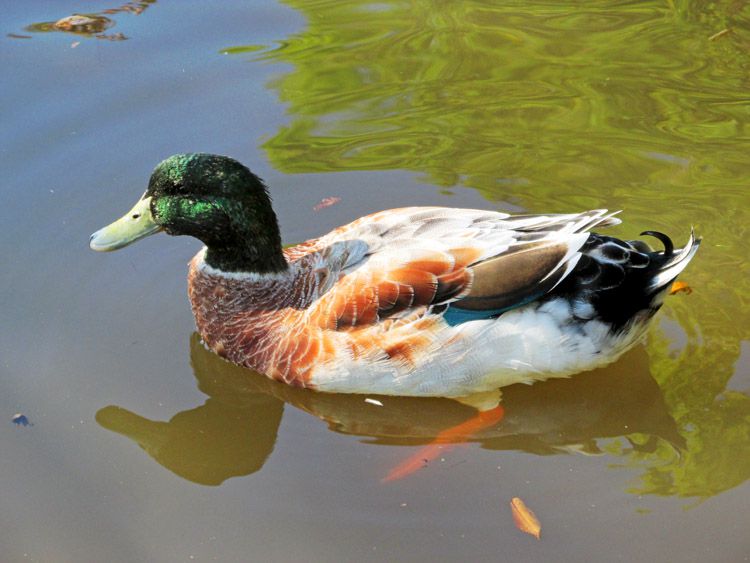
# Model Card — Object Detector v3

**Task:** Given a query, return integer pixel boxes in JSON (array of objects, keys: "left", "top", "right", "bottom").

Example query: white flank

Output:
[{"left": 309, "top": 298, "right": 649, "bottom": 397}]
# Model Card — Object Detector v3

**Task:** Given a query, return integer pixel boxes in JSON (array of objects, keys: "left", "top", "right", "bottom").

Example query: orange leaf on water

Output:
[
  {"left": 510, "top": 497, "right": 541, "bottom": 539},
  {"left": 669, "top": 281, "right": 693, "bottom": 295},
  {"left": 313, "top": 196, "right": 341, "bottom": 211}
]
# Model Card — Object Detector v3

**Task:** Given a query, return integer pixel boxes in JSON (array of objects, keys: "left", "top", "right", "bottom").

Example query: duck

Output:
[{"left": 90, "top": 153, "right": 700, "bottom": 402}]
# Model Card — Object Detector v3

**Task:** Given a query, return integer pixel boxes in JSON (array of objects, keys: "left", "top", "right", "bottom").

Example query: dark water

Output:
[{"left": 2, "top": 1, "right": 749, "bottom": 561}]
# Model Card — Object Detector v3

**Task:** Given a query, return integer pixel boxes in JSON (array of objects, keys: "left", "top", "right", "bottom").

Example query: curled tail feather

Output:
[{"left": 641, "top": 229, "right": 700, "bottom": 293}]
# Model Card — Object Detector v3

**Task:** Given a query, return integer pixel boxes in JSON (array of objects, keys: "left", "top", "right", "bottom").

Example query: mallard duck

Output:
[{"left": 90, "top": 153, "right": 700, "bottom": 401}]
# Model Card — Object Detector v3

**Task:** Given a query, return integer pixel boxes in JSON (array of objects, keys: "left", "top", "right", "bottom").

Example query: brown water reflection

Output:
[
  {"left": 22, "top": 1, "right": 156, "bottom": 40},
  {"left": 97, "top": 334, "right": 684, "bottom": 487}
]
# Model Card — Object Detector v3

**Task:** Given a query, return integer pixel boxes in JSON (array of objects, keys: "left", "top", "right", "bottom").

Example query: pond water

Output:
[{"left": 3, "top": 0, "right": 749, "bottom": 561}]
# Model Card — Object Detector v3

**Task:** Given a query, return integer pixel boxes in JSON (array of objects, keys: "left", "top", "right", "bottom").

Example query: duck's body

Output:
[
  {"left": 187, "top": 206, "right": 696, "bottom": 397},
  {"left": 91, "top": 154, "right": 700, "bottom": 398}
]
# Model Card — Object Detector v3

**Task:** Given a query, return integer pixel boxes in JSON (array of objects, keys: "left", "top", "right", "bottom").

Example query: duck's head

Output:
[{"left": 90, "top": 153, "right": 286, "bottom": 273}]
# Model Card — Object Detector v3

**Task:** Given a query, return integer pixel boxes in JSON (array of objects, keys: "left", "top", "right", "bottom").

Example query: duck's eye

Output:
[{"left": 132, "top": 213, "right": 141, "bottom": 219}]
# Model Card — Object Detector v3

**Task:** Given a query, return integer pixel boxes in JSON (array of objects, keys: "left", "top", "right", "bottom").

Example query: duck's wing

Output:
[{"left": 307, "top": 207, "right": 620, "bottom": 330}]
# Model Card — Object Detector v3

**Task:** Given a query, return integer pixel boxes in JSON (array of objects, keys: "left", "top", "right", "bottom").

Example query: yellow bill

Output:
[{"left": 90, "top": 195, "right": 162, "bottom": 252}]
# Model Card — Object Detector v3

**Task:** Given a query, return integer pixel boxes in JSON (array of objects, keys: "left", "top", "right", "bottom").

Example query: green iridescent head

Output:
[{"left": 90, "top": 153, "right": 287, "bottom": 273}]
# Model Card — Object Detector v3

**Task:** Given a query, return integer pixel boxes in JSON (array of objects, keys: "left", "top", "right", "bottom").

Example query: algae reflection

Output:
[
  {"left": 97, "top": 334, "right": 685, "bottom": 487},
  {"left": 254, "top": 0, "right": 750, "bottom": 200},
  {"left": 223, "top": 0, "right": 750, "bottom": 497}
]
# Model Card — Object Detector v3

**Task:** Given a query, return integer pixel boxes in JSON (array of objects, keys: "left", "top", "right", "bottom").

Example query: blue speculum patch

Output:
[{"left": 442, "top": 305, "right": 512, "bottom": 326}]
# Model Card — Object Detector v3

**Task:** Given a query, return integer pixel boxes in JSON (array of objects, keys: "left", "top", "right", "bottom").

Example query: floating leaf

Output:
[
  {"left": 510, "top": 497, "right": 541, "bottom": 539},
  {"left": 313, "top": 196, "right": 341, "bottom": 211},
  {"left": 55, "top": 15, "right": 98, "bottom": 29},
  {"left": 669, "top": 281, "right": 693, "bottom": 295}
]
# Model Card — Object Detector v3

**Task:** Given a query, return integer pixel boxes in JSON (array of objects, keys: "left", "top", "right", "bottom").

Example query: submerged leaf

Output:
[
  {"left": 510, "top": 497, "right": 541, "bottom": 539},
  {"left": 708, "top": 28, "right": 731, "bottom": 42},
  {"left": 383, "top": 406, "right": 504, "bottom": 482},
  {"left": 220, "top": 45, "right": 267, "bottom": 55}
]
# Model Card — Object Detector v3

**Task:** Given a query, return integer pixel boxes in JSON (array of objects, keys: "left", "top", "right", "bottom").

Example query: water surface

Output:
[{"left": 2, "top": 1, "right": 749, "bottom": 561}]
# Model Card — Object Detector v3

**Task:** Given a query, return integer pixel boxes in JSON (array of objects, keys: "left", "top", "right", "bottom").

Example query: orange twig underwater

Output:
[{"left": 382, "top": 405, "right": 505, "bottom": 482}]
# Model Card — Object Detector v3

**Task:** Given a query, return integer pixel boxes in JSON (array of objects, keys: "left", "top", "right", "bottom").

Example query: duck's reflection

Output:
[
  {"left": 96, "top": 383, "right": 282, "bottom": 486},
  {"left": 96, "top": 333, "right": 682, "bottom": 486}
]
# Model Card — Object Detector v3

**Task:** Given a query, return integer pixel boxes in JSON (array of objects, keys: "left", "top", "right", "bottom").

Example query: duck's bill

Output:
[{"left": 90, "top": 195, "right": 163, "bottom": 252}]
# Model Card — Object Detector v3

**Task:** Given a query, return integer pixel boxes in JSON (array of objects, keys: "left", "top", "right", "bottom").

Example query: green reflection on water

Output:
[
  {"left": 218, "top": 0, "right": 750, "bottom": 498},
  {"left": 255, "top": 0, "right": 749, "bottom": 203}
]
